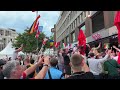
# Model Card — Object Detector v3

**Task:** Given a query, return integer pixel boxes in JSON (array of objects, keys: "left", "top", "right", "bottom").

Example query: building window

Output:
[
  {"left": 75, "top": 19, "right": 77, "bottom": 27},
  {"left": 81, "top": 12, "right": 83, "bottom": 21},
  {"left": 77, "top": 16, "right": 80, "bottom": 25},
  {"left": 72, "top": 32, "right": 75, "bottom": 43},
  {"left": 76, "top": 18, "right": 78, "bottom": 26},
  {"left": 68, "top": 27, "right": 70, "bottom": 34},
  {"left": 70, "top": 12, "right": 72, "bottom": 21},
  {"left": 67, "top": 17, "right": 68, "bottom": 25},
  {"left": 84, "top": 11, "right": 86, "bottom": 17},
  {"left": 69, "top": 25, "right": 71, "bottom": 32},
  {"left": 74, "top": 20, "right": 76, "bottom": 28},
  {"left": 71, "top": 24, "right": 72, "bottom": 31},
  {"left": 92, "top": 11, "right": 105, "bottom": 33},
  {"left": 73, "top": 21, "right": 75, "bottom": 29},
  {"left": 68, "top": 15, "right": 70, "bottom": 22},
  {"left": 65, "top": 19, "right": 67, "bottom": 26},
  {"left": 66, "top": 36, "right": 69, "bottom": 45},
  {"left": 80, "top": 15, "right": 82, "bottom": 23},
  {"left": 71, "top": 11, "right": 73, "bottom": 20},
  {"left": 72, "top": 23, "right": 73, "bottom": 30}
]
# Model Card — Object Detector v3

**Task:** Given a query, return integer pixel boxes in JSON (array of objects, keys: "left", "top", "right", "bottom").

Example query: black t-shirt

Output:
[
  {"left": 66, "top": 71, "right": 95, "bottom": 79},
  {"left": 62, "top": 53, "right": 70, "bottom": 65}
]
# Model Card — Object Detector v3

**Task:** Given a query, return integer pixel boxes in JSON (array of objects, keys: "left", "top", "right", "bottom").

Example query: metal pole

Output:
[
  {"left": 49, "top": 48, "right": 50, "bottom": 56},
  {"left": 39, "top": 44, "right": 44, "bottom": 54},
  {"left": 36, "top": 11, "right": 39, "bottom": 55}
]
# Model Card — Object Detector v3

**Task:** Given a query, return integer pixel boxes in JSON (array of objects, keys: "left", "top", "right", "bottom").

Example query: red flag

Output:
[
  {"left": 35, "top": 22, "right": 40, "bottom": 39},
  {"left": 42, "top": 38, "right": 48, "bottom": 45},
  {"left": 29, "top": 15, "right": 40, "bottom": 34},
  {"left": 33, "top": 15, "right": 40, "bottom": 32},
  {"left": 54, "top": 42, "right": 58, "bottom": 48},
  {"left": 78, "top": 29, "right": 86, "bottom": 55},
  {"left": 114, "top": 11, "right": 120, "bottom": 44},
  {"left": 35, "top": 30, "right": 40, "bottom": 39},
  {"left": 54, "top": 42, "right": 60, "bottom": 48},
  {"left": 35, "top": 33, "right": 39, "bottom": 39},
  {"left": 118, "top": 52, "right": 120, "bottom": 64},
  {"left": 35, "top": 22, "right": 39, "bottom": 32}
]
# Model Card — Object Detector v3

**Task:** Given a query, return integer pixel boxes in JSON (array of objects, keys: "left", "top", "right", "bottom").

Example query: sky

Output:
[{"left": 0, "top": 11, "right": 60, "bottom": 37}]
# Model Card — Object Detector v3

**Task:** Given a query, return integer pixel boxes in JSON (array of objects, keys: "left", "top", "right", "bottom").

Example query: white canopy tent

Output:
[{"left": 0, "top": 41, "right": 24, "bottom": 59}]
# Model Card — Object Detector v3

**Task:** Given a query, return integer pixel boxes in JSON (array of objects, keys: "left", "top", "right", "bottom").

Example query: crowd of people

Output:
[{"left": 0, "top": 42, "right": 120, "bottom": 79}]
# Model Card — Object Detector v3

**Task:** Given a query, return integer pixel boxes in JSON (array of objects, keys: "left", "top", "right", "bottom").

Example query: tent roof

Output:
[{"left": 0, "top": 41, "right": 15, "bottom": 55}]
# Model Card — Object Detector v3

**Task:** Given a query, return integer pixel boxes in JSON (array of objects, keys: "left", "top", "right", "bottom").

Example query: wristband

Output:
[{"left": 43, "top": 64, "right": 49, "bottom": 67}]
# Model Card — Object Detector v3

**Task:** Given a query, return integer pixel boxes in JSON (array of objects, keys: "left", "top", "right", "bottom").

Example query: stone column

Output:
[
  {"left": 103, "top": 11, "right": 115, "bottom": 29},
  {"left": 85, "top": 17, "right": 92, "bottom": 37}
]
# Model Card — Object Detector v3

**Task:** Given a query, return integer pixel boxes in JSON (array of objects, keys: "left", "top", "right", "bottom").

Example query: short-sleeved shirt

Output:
[
  {"left": 66, "top": 71, "right": 95, "bottom": 79},
  {"left": 44, "top": 67, "right": 64, "bottom": 79}
]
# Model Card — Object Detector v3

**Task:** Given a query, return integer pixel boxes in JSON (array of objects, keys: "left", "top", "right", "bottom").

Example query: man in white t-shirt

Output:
[
  {"left": 12, "top": 44, "right": 23, "bottom": 60},
  {"left": 87, "top": 50, "right": 111, "bottom": 79}
]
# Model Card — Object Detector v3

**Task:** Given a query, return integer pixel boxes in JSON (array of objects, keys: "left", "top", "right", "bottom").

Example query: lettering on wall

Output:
[{"left": 92, "top": 33, "right": 102, "bottom": 40}]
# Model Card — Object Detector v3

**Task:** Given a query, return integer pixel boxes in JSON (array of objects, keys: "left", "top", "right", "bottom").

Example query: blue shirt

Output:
[{"left": 44, "top": 67, "right": 64, "bottom": 79}]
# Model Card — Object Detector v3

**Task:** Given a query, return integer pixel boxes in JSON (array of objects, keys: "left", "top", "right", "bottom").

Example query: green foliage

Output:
[
  {"left": 50, "top": 35, "right": 54, "bottom": 40},
  {"left": 13, "top": 29, "right": 50, "bottom": 53}
]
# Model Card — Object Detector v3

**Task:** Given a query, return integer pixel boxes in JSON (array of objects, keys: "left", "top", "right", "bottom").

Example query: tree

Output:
[
  {"left": 13, "top": 29, "right": 50, "bottom": 53},
  {"left": 50, "top": 35, "right": 54, "bottom": 40}
]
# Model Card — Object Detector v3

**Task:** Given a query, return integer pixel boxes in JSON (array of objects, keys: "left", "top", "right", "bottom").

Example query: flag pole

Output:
[
  {"left": 36, "top": 11, "right": 39, "bottom": 55},
  {"left": 39, "top": 44, "right": 44, "bottom": 54}
]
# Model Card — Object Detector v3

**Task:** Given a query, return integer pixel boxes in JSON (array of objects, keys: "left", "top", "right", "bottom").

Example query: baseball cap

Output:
[{"left": 0, "top": 59, "right": 6, "bottom": 66}]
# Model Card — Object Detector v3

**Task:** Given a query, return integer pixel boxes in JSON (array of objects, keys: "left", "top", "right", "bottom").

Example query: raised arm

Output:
[
  {"left": 96, "top": 42, "right": 101, "bottom": 49},
  {"left": 15, "top": 44, "right": 23, "bottom": 52},
  {"left": 99, "top": 50, "right": 111, "bottom": 62},
  {"left": 113, "top": 45, "right": 120, "bottom": 52},
  {"left": 34, "top": 56, "right": 50, "bottom": 79},
  {"left": 24, "top": 55, "right": 43, "bottom": 76}
]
